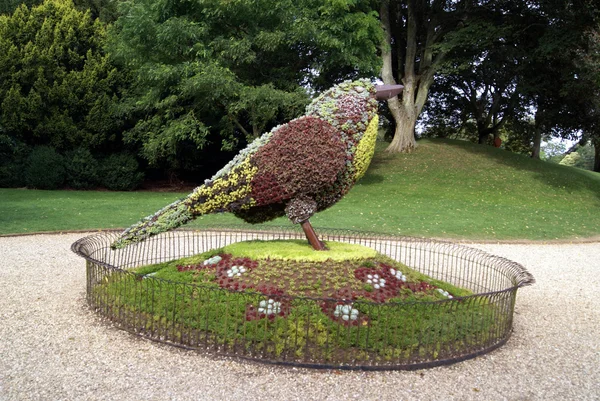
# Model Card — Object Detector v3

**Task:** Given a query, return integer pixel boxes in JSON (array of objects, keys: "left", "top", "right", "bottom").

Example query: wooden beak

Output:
[{"left": 375, "top": 84, "right": 404, "bottom": 100}]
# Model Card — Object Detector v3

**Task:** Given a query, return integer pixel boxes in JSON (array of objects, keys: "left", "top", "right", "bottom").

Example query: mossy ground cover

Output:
[
  {"left": 220, "top": 239, "right": 379, "bottom": 262},
  {"left": 95, "top": 240, "right": 504, "bottom": 363}
]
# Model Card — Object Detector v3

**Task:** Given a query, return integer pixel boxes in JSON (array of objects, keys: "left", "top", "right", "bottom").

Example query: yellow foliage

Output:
[
  {"left": 353, "top": 115, "right": 379, "bottom": 181},
  {"left": 189, "top": 158, "right": 258, "bottom": 214}
]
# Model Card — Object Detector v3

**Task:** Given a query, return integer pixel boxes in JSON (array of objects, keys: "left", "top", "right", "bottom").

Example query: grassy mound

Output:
[
  {"left": 4, "top": 138, "right": 597, "bottom": 239},
  {"left": 95, "top": 240, "right": 502, "bottom": 362},
  {"left": 309, "top": 139, "right": 600, "bottom": 240}
]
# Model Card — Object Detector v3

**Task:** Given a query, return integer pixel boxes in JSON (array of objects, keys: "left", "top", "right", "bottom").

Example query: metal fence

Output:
[{"left": 71, "top": 226, "right": 534, "bottom": 370}]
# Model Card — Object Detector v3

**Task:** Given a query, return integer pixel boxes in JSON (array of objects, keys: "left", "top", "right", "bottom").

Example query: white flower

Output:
[
  {"left": 203, "top": 255, "right": 222, "bottom": 266},
  {"left": 333, "top": 304, "right": 359, "bottom": 321},
  {"left": 258, "top": 299, "right": 281, "bottom": 315},
  {"left": 389, "top": 268, "right": 407, "bottom": 282},
  {"left": 226, "top": 265, "right": 247, "bottom": 278},
  {"left": 365, "top": 273, "right": 386, "bottom": 288},
  {"left": 436, "top": 288, "right": 453, "bottom": 298}
]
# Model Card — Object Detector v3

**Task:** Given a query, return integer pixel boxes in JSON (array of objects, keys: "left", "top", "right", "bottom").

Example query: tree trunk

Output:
[
  {"left": 594, "top": 138, "right": 600, "bottom": 173},
  {"left": 380, "top": 0, "right": 417, "bottom": 154},
  {"left": 477, "top": 123, "right": 492, "bottom": 144},
  {"left": 386, "top": 100, "right": 417, "bottom": 152},
  {"left": 478, "top": 130, "right": 488, "bottom": 144},
  {"left": 531, "top": 105, "right": 543, "bottom": 159},
  {"left": 531, "top": 131, "right": 542, "bottom": 159}
]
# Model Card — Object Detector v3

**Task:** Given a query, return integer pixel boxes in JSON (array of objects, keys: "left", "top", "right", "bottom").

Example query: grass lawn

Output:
[{"left": 1, "top": 138, "right": 599, "bottom": 240}]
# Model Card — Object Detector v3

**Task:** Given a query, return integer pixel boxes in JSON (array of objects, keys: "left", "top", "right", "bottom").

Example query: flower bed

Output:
[{"left": 72, "top": 227, "right": 534, "bottom": 370}]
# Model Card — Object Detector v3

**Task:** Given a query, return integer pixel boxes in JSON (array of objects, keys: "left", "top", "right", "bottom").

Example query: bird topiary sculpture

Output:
[{"left": 111, "top": 80, "right": 403, "bottom": 250}]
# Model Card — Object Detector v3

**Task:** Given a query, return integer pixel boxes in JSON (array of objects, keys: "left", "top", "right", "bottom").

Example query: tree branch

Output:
[
  {"left": 404, "top": 0, "right": 417, "bottom": 81},
  {"left": 230, "top": 115, "right": 250, "bottom": 138},
  {"left": 380, "top": 0, "right": 397, "bottom": 86}
]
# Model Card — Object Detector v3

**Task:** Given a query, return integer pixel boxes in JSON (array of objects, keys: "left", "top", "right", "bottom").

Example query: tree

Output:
[
  {"left": 423, "top": 17, "right": 530, "bottom": 145},
  {"left": 0, "top": 0, "right": 112, "bottom": 20},
  {"left": 419, "top": 0, "right": 599, "bottom": 161},
  {"left": 108, "top": 0, "right": 381, "bottom": 172},
  {"left": 0, "top": 0, "right": 125, "bottom": 153},
  {"left": 559, "top": 145, "right": 595, "bottom": 170},
  {"left": 577, "top": 25, "right": 600, "bottom": 172},
  {"left": 72, "top": 0, "right": 121, "bottom": 22},
  {"left": 514, "top": 1, "right": 599, "bottom": 160},
  {"left": 422, "top": 1, "right": 568, "bottom": 154},
  {"left": 541, "top": 140, "right": 567, "bottom": 164},
  {"left": 0, "top": 0, "right": 41, "bottom": 15},
  {"left": 379, "top": 0, "right": 492, "bottom": 153}
]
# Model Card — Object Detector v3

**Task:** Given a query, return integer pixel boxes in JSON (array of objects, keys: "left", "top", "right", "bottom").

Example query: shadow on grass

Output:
[{"left": 357, "top": 173, "right": 385, "bottom": 186}]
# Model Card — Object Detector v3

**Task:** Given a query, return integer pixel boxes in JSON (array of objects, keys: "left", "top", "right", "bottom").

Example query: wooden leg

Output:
[{"left": 300, "top": 220, "right": 327, "bottom": 251}]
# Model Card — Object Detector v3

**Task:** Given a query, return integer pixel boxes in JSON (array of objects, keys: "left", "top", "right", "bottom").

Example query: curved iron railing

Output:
[{"left": 72, "top": 226, "right": 534, "bottom": 370}]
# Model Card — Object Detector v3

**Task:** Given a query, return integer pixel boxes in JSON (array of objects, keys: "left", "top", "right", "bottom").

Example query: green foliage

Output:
[
  {"left": 24, "top": 146, "right": 65, "bottom": 189},
  {"left": 99, "top": 153, "right": 144, "bottom": 191},
  {"left": 0, "top": 0, "right": 41, "bottom": 15},
  {"left": 541, "top": 140, "right": 568, "bottom": 163},
  {"left": 221, "top": 240, "right": 378, "bottom": 262},
  {"left": 108, "top": 0, "right": 381, "bottom": 169},
  {"left": 65, "top": 147, "right": 99, "bottom": 189},
  {"left": 575, "top": 25, "right": 600, "bottom": 171},
  {"left": 379, "top": 0, "right": 504, "bottom": 152},
  {"left": 0, "top": 133, "right": 30, "bottom": 187},
  {"left": 560, "top": 145, "right": 595, "bottom": 171},
  {"left": 560, "top": 152, "right": 582, "bottom": 167},
  {"left": 424, "top": 6, "right": 539, "bottom": 144},
  {"left": 500, "top": 119, "right": 536, "bottom": 156},
  {"left": 92, "top": 250, "right": 496, "bottom": 362},
  {"left": 0, "top": 0, "right": 125, "bottom": 153},
  {"left": 422, "top": 2, "right": 599, "bottom": 156},
  {"left": 72, "top": 0, "right": 119, "bottom": 22}
]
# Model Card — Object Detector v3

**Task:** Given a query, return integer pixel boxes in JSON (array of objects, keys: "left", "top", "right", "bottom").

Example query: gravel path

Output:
[{"left": 1, "top": 233, "right": 599, "bottom": 401}]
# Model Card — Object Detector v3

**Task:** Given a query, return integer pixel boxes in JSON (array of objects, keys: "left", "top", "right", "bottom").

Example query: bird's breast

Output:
[{"left": 351, "top": 115, "right": 379, "bottom": 182}]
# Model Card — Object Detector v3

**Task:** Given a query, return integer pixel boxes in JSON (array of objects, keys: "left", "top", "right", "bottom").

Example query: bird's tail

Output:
[
  {"left": 111, "top": 197, "right": 195, "bottom": 249},
  {"left": 111, "top": 157, "right": 258, "bottom": 249}
]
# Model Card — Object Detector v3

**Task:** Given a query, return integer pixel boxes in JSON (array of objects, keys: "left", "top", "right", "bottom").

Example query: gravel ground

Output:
[{"left": 1, "top": 233, "right": 599, "bottom": 401}]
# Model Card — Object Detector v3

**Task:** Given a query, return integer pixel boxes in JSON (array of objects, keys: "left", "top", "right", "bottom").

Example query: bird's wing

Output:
[
  {"left": 188, "top": 114, "right": 347, "bottom": 216},
  {"left": 246, "top": 115, "right": 347, "bottom": 207},
  {"left": 186, "top": 157, "right": 258, "bottom": 215},
  {"left": 111, "top": 115, "right": 346, "bottom": 248}
]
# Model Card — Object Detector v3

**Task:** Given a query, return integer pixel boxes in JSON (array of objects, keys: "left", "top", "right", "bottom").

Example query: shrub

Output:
[
  {"left": 0, "top": 134, "right": 29, "bottom": 187},
  {"left": 24, "top": 146, "right": 65, "bottom": 189},
  {"left": 0, "top": 0, "right": 125, "bottom": 152},
  {"left": 100, "top": 153, "right": 144, "bottom": 191},
  {"left": 65, "top": 148, "right": 99, "bottom": 189}
]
